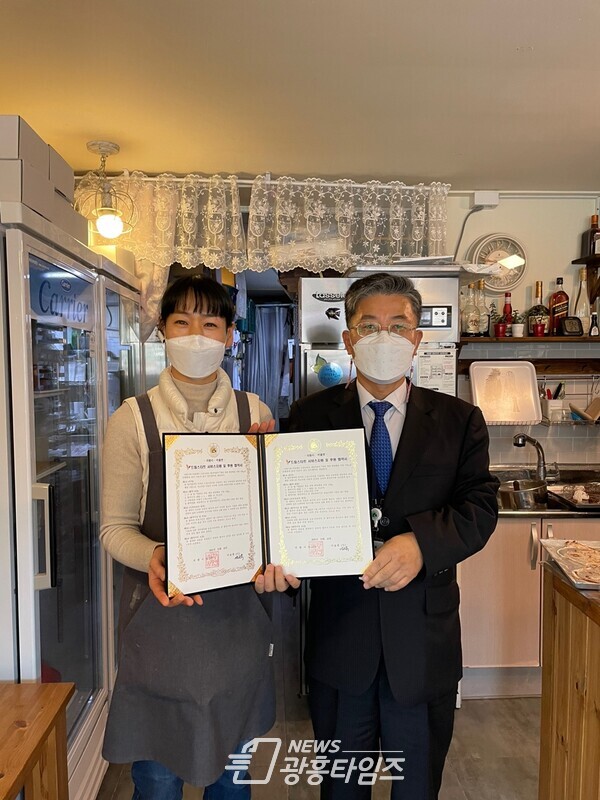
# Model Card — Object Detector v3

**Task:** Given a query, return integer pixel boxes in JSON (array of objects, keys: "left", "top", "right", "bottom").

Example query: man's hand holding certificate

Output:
[{"left": 164, "top": 429, "right": 373, "bottom": 595}]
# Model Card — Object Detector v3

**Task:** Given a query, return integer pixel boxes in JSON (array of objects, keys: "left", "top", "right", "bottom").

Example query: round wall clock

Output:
[{"left": 465, "top": 233, "right": 528, "bottom": 292}]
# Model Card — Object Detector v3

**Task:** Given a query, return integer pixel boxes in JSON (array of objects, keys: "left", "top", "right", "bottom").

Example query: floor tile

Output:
[
  {"left": 449, "top": 698, "right": 540, "bottom": 762},
  {"left": 111, "top": 765, "right": 136, "bottom": 800},
  {"left": 96, "top": 598, "right": 541, "bottom": 800},
  {"left": 450, "top": 756, "right": 538, "bottom": 800},
  {"left": 439, "top": 759, "right": 469, "bottom": 800},
  {"left": 95, "top": 762, "right": 123, "bottom": 800}
]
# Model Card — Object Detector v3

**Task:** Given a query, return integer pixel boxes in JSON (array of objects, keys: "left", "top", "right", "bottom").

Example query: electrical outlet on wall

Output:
[{"left": 471, "top": 191, "right": 500, "bottom": 208}]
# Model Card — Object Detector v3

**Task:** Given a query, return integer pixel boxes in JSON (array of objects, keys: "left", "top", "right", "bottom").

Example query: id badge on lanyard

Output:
[{"left": 371, "top": 503, "right": 384, "bottom": 552}]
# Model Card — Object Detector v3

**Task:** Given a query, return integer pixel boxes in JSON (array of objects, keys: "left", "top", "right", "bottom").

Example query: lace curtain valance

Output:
[
  {"left": 75, "top": 172, "right": 248, "bottom": 338},
  {"left": 75, "top": 172, "right": 248, "bottom": 270},
  {"left": 247, "top": 176, "right": 450, "bottom": 273},
  {"left": 75, "top": 171, "right": 449, "bottom": 339},
  {"left": 75, "top": 172, "right": 450, "bottom": 274}
]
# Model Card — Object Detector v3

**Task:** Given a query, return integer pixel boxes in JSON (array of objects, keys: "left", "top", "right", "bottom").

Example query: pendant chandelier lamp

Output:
[{"left": 77, "top": 140, "right": 137, "bottom": 239}]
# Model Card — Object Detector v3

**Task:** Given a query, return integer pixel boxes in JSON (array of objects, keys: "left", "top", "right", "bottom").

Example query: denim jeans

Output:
[{"left": 131, "top": 758, "right": 251, "bottom": 800}]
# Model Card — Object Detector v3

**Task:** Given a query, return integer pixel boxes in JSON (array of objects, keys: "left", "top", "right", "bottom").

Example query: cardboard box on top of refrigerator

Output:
[
  {"left": 51, "top": 190, "right": 89, "bottom": 243},
  {"left": 0, "top": 115, "right": 49, "bottom": 174},
  {"left": 0, "top": 159, "right": 54, "bottom": 220},
  {"left": 48, "top": 145, "right": 75, "bottom": 202},
  {"left": 91, "top": 244, "right": 136, "bottom": 275}
]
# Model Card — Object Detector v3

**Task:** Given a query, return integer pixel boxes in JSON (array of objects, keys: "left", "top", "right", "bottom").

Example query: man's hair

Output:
[
  {"left": 344, "top": 272, "right": 422, "bottom": 325},
  {"left": 160, "top": 275, "right": 235, "bottom": 327}
]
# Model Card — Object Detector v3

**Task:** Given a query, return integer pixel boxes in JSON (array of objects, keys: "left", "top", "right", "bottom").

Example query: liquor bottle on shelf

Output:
[
  {"left": 580, "top": 214, "right": 600, "bottom": 258},
  {"left": 548, "top": 277, "right": 569, "bottom": 335},
  {"left": 461, "top": 283, "right": 480, "bottom": 336},
  {"left": 502, "top": 291, "right": 513, "bottom": 336},
  {"left": 487, "top": 301, "right": 497, "bottom": 336},
  {"left": 590, "top": 312, "right": 599, "bottom": 337},
  {"left": 526, "top": 281, "right": 550, "bottom": 335},
  {"left": 476, "top": 279, "right": 490, "bottom": 336},
  {"left": 573, "top": 267, "right": 591, "bottom": 334}
]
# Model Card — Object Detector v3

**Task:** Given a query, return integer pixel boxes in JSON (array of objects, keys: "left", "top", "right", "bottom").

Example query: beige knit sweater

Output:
[{"left": 100, "top": 374, "right": 272, "bottom": 573}]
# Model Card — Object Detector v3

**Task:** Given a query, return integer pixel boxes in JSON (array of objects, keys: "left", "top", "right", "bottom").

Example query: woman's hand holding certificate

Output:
[{"left": 149, "top": 545, "right": 203, "bottom": 607}]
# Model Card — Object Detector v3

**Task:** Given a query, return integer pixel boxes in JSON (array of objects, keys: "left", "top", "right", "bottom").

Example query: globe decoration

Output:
[{"left": 313, "top": 354, "right": 344, "bottom": 387}]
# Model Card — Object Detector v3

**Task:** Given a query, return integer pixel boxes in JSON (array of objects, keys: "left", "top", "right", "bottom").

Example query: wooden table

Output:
[
  {"left": 0, "top": 682, "right": 74, "bottom": 800},
  {"left": 539, "top": 562, "right": 600, "bottom": 799}
]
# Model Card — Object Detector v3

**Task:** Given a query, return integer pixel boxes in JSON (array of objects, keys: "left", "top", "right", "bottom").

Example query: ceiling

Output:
[{"left": 2, "top": 0, "right": 600, "bottom": 191}]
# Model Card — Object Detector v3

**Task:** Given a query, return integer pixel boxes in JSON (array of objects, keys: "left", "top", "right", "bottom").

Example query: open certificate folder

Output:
[{"left": 164, "top": 428, "right": 373, "bottom": 595}]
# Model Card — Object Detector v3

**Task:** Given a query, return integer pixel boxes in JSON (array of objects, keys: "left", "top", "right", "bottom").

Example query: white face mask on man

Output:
[
  {"left": 165, "top": 334, "right": 226, "bottom": 379},
  {"left": 351, "top": 331, "right": 416, "bottom": 385}
]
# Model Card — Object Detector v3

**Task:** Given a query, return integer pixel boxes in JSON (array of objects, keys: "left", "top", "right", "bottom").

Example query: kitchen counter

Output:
[
  {"left": 499, "top": 506, "right": 600, "bottom": 518},
  {"left": 538, "top": 562, "right": 600, "bottom": 799},
  {"left": 493, "top": 463, "right": 600, "bottom": 518}
]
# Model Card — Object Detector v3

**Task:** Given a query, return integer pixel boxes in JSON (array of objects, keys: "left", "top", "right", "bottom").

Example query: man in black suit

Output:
[{"left": 287, "top": 273, "right": 498, "bottom": 799}]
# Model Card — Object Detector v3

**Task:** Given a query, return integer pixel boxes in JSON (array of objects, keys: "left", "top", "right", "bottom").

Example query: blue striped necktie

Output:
[{"left": 368, "top": 400, "right": 393, "bottom": 496}]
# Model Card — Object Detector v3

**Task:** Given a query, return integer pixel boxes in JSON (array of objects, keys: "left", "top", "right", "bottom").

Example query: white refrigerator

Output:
[{"left": 0, "top": 202, "right": 142, "bottom": 800}]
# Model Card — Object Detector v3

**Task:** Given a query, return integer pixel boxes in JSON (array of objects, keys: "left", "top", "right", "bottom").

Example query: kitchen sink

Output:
[
  {"left": 498, "top": 495, "right": 571, "bottom": 511},
  {"left": 491, "top": 465, "right": 600, "bottom": 511},
  {"left": 495, "top": 486, "right": 570, "bottom": 511}
]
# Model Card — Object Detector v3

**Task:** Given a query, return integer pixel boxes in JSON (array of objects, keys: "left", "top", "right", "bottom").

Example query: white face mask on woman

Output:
[
  {"left": 351, "top": 331, "right": 416, "bottom": 385},
  {"left": 165, "top": 334, "right": 225, "bottom": 379}
]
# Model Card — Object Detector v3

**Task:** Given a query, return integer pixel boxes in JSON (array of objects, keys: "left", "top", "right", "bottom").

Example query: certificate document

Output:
[{"left": 164, "top": 428, "right": 372, "bottom": 595}]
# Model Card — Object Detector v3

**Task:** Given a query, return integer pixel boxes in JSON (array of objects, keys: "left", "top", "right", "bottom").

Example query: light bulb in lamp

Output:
[{"left": 96, "top": 211, "right": 124, "bottom": 239}]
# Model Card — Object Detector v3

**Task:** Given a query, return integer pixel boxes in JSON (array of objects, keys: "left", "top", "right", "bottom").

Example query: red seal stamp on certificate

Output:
[
  {"left": 309, "top": 540, "right": 324, "bottom": 558},
  {"left": 205, "top": 550, "right": 220, "bottom": 569}
]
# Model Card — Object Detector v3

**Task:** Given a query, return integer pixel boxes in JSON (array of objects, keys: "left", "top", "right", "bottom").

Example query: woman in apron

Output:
[{"left": 100, "top": 275, "right": 299, "bottom": 799}]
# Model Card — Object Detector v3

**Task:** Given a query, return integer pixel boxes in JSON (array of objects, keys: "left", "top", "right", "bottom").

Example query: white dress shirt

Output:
[{"left": 356, "top": 379, "right": 409, "bottom": 459}]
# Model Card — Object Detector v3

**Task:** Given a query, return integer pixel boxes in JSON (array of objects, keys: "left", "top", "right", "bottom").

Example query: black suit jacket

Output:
[{"left": 288, "top": 381, "right": 499, "bottom": 706}]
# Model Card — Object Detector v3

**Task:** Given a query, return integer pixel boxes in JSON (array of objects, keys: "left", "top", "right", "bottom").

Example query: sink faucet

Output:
[{"left": 513, "top": 433, "right": 547, "bottom": 481}]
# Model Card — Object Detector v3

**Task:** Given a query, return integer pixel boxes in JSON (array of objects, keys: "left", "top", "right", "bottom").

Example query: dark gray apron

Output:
[{"left": 102, "top": 392, "right": 276, "bottom": 787}]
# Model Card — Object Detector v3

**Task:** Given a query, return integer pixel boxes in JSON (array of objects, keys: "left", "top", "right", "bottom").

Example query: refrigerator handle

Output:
[{"left": 32, "top": 482, "right": 56, "bottom": 591}]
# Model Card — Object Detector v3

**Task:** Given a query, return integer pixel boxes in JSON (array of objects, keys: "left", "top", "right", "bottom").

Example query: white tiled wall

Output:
[
  {"left": 458, "top": 341, "right": 600, "bottom": 360},
  {"left": 485, "top": 422, "right": 600, "bottom": 466},
  {"left": 458, "top": 338, "right": 600, "bottom": 466}
]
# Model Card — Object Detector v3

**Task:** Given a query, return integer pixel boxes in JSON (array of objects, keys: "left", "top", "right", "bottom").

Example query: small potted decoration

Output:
[
  {"left": 512, "top": 311, "right": 525, "bottom": 338},
  {"left": 532, "top": 315, "right": 546, "bottom": 337},
  {"left": 491, "top": 311, "right": 507, "bottom": 338}
]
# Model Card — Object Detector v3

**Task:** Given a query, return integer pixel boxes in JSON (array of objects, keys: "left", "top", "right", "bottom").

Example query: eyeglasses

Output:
[{"left": 349, "top": 322, "right": 418, "bottom": 339}]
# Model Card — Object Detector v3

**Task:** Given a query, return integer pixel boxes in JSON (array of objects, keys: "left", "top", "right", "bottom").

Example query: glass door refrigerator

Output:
[
  {"left": 95, "top": 263, "right": 143, "bottom": 690},
  {"left": 0, "top": 206, "right": 109, "bottom": 800}
]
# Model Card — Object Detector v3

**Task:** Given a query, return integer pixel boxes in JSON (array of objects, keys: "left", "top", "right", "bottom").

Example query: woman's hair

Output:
[{"left": 160, "top": 276, "right": 235, "bottom": 327}]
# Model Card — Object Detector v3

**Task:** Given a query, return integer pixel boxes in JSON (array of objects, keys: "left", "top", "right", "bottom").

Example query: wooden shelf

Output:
[
  {"left": 571, "top": 255, "right": 600, "bottom": 305},
  {"left": 460, "top": 336, "right": 599, "bottom": 343},
  {"left": 571, "top": 255, "right": 600, "bottom": 265}
]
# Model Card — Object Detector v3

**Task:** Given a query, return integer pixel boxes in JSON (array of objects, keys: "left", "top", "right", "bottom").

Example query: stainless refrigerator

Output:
[
  {"left": 0, "top": 202, "right": 141, "bottom": 800},
  {"left": 297, "top": 265, "right": 460, "bottom": 399},
  {"left": 95, "top": 256, "right": 143, "bottom": 691}
]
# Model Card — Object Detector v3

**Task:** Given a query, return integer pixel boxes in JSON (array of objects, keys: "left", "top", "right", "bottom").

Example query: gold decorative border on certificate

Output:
[
  {"left": 164, "top": 434, "right": 179, "bottom": 450},
  {"left": 171, "top": 440, "right": 258, "bottom": 585},
  {"left": 245, "top": 435, "right": 259, "bottom": 448},
  {"left": 273, "top": 437, "right": 365, "bottom": 568},
  {"left": 167, "top": 580, "right": 183, "bottom": 598}
]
